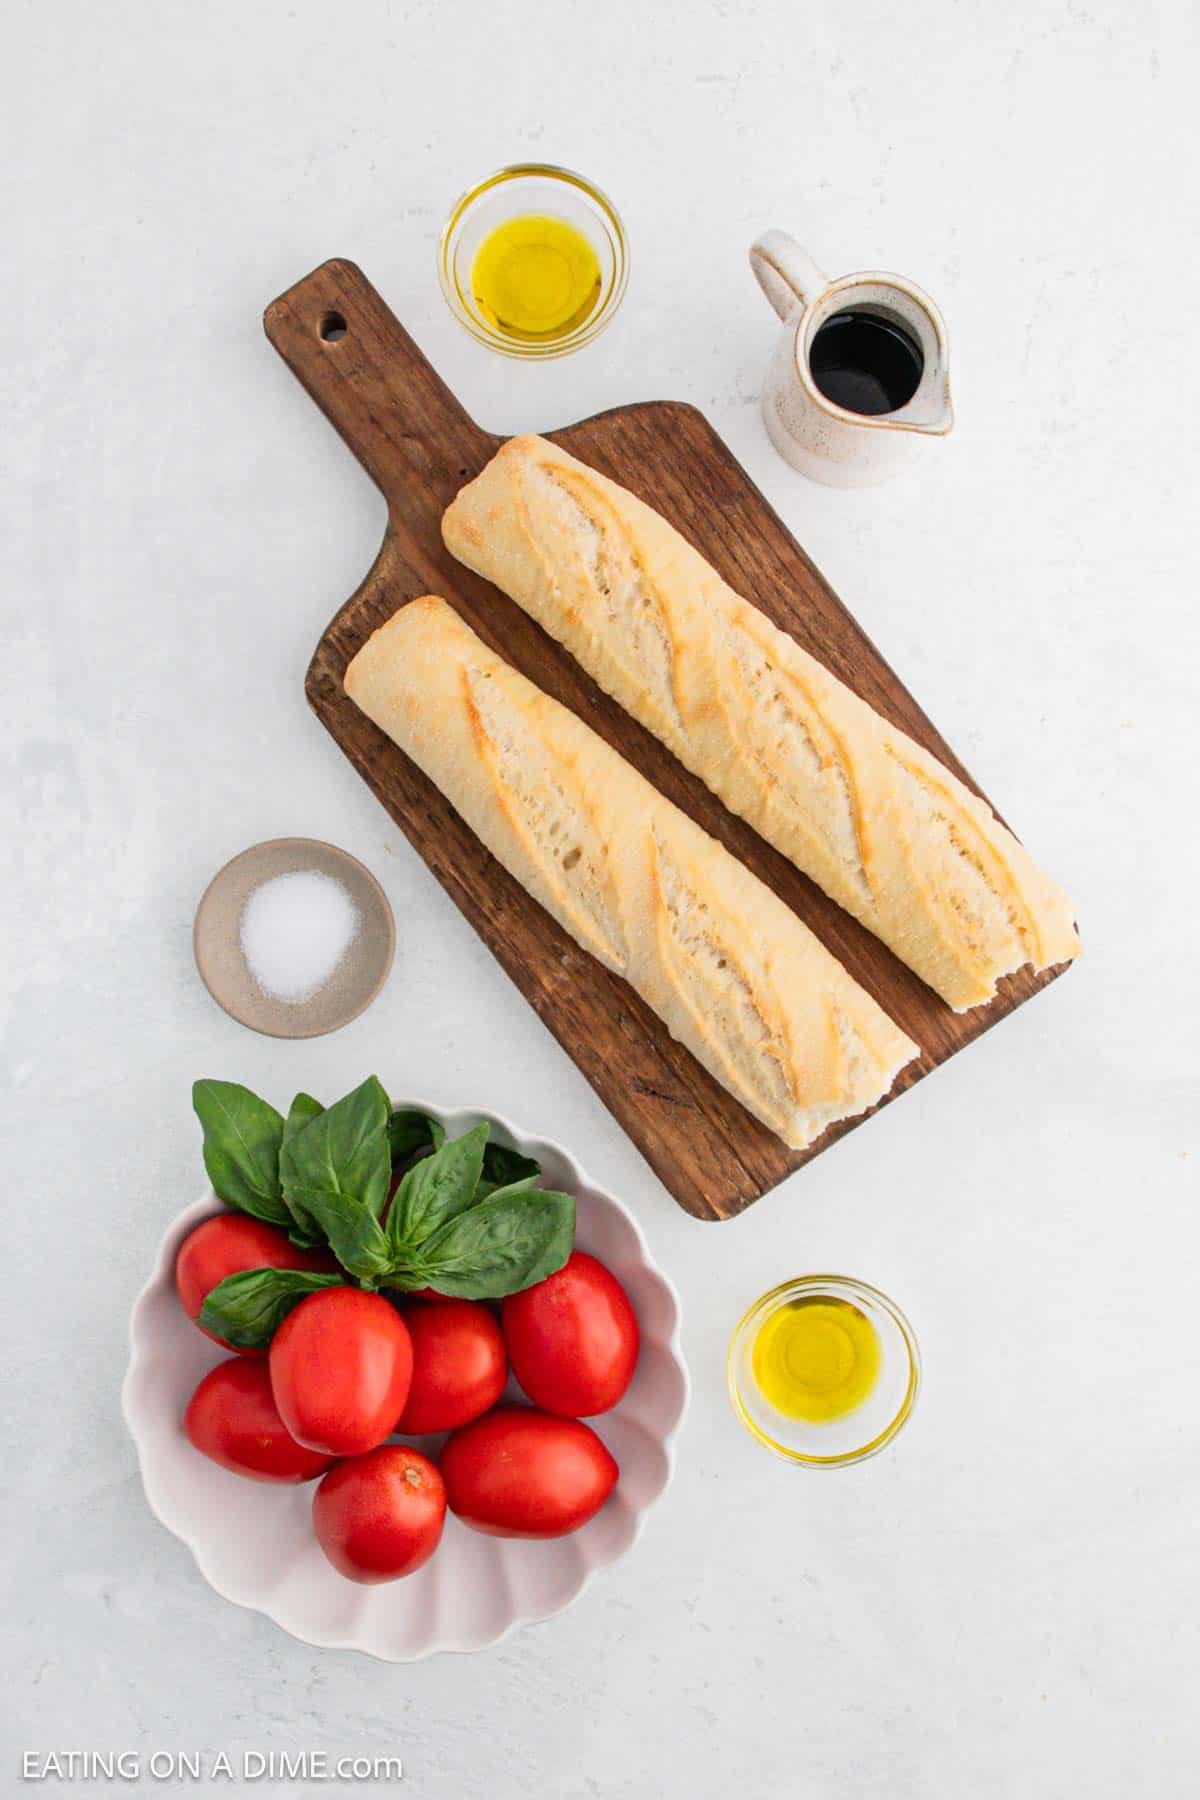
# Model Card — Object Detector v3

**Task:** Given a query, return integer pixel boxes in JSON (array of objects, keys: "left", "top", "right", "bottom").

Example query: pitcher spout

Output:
[{"left": 907, "top": 371, "right": 954, "bottom": 435}]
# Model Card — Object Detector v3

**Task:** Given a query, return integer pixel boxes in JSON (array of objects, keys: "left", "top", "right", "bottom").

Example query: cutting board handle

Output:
[{"left": 263, "top": 259, "right": 485, "bottom": 512}]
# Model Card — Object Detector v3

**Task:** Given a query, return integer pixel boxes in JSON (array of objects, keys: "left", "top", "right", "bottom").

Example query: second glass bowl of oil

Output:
[
  {"left": 438, "top": 163, "right": 629, "bottom": 359},
  {"left": 727, "top": 1276, "right": 920, "bottom": 1468}
]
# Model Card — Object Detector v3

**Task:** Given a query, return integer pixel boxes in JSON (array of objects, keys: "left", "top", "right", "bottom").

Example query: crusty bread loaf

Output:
[
  {"left": 345, "top": 597, "right": 917, "bottom": 1149},
  {"left": 442, "top": 436, "right": 1080, "bottom": 1011}
]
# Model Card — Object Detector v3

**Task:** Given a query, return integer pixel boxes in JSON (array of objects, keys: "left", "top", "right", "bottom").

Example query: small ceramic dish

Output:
[
  {"left": 438, "top": 163, "right": 629, "bottom": 359},
  {"left": 727, "top": 1275, "right": 919, "bottom": 1468},
  {"left": 122, "top": 1102, "right": 688, "bottom": 1661},
  {"left": 193, "top": 838, "right": 394, "bottom": 1040}
]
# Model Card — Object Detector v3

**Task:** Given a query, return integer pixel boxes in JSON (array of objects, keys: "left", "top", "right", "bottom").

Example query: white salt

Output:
[{"left": 239, "top": 870, "right": 361, "bottom": 1005}]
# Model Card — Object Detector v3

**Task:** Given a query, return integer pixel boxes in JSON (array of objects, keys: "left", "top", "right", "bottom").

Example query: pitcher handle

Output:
[{"left": 749, "top": 232, "right": 828, "bottom": 323}]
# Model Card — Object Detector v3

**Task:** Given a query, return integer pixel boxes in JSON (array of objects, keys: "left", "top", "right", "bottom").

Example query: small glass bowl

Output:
[
  {"left": 438, "top": 163, "right": 629, "bottom": 359},
  {"left": 727, "top": 1276, "right": 920, "bottom": 1469}
]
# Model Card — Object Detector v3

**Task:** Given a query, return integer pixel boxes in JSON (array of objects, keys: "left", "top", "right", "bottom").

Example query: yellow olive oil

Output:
[
  {"left": 751, "top": 1296, "right": 880, "bottom": 1424},
  {"left": 471, "top": 214, "right": 601, "bottom": 343}
]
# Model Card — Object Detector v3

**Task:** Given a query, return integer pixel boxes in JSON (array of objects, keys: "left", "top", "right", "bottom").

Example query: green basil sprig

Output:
[
  {"left": 283, "top": 1091, "right": 324, "bottom": 1145},
  {"left": 278, "top": 1092, "right": 327, "bottom": 1246},
  {"left": 384, "top": 1128, "right": 572, "bottom": 1298},
  {"left": 192, "top": 1081, "right": 290, "bottom": 1228},
  {"left": 387, "top": 1122, "right": 489, "bottom": 1247},
  {"left": 191, "top": 1076, "right": 573, "bottom": 1300},
  {"left": 199, "top": 1268, "right": 345, "bottom": 1351},
  {"left": 390, "top": 1184, "right": 575, "bottom": 1299},
  {"left": 278, "top": 1076, "right": 392, "bottom": 1282}
]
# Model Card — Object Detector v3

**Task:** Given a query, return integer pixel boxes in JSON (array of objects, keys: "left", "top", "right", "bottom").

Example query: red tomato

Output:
[
  {"left": 441, "top": 1406, "right": 618, "bottom": 1538},
  {"left": 184, "top": 1359, "right": 334, "bottom": 1483},
  {"left": 396, "top": 1300, "right": 507, "bottom": 1434},
  {"left": 175, "top": 1215, "right": 337, "bottom": 1357},
  {"left": 501, "top": 1251, "right": 639, "bottom": 1417},
  {"left": 269, "top": 1289, "right": 412, "bottom": 1457},
  {"left": 313, "top": 1446, "right": 446, "bottom": 1583}
]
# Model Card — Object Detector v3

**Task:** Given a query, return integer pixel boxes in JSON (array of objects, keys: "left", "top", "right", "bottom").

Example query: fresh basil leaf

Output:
[
  {"left": 479, "top": 1176, "right": 544, "bottom": 1205},
  {"left": 278, "top": 1077, "right": 393, "bottom": 1281},
  {"left": 192, "top": 1080, "right": 289, "bottom": 1226},
  {"left": 387, "top": 1108, "right": 446, "bottom": 1167},
  {"left": 285, "top": 1225, "right": 331, "bottom": 1251},
  {"left": 387, "top": 1123, "right": 489, "bottom": 1254},
  {"left": 280, "top": 1185, "right": 392, "bottom": 1283},
  {"left": 283, "top": 1092, "right": 324, "bottom": 1145},
  {"left": 284, "top": 1224, "right": 331, "bottom": 1251},
  {"left": 474, "top": 1141, "right": 540, "bottom": 1201},
  {"left": 401, "top": 1188, "right": 575, "bottom": 1299},
  {"left": 280, "top": 1094, "right": 328, "bottom": 1246},
  {"left": 198, "top": 1267, "right": 344, "bottom": 1351},
  {"left": 280, "top": 1075, "right": 391, "bottom": 1220}
]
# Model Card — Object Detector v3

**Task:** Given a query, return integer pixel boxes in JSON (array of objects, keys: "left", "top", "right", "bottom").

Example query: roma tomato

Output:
[
  {"left": 313, "top": 1446, "right": 446, "bottom": 1583},
  {"left": 175, "top": 1215, "right": 337, "bottom": 1356},
  {"left": 502, "top": 1251, "right": 639, "bottom": 1417},
  {"left": 441, "top": 1406, "right": 618, "bottom": 1538},
  {"left": 269, "top": 1289, "right": 412, "bottom": 1457},
  {"left": 396, "top": 1300, "right": 507, "bottom": 1435},
  {"left": 184, "top": 1359, "right": 333, "bottom": 1483}
]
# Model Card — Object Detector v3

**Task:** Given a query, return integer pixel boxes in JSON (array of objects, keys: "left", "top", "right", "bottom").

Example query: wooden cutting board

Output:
[{"left": 264, "top": 258, "right": 1073, "bottom": 1222}]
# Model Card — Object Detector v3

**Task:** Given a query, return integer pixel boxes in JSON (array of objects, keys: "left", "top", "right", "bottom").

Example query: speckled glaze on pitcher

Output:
[{"left": 750, "top": 231, "right": 953, "bottom": 487}]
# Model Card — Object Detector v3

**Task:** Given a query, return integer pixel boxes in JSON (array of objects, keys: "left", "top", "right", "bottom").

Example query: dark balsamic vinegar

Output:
[{"left": 809, "top": 311, "right": 924, "bottom": 417}]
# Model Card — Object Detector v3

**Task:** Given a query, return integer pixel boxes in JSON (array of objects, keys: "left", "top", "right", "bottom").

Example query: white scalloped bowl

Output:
[{"left": 122, "top": 1102, "right": 688, "bottom": 1661}]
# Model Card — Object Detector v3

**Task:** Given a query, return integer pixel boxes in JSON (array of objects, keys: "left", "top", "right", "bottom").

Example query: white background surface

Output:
[{"left": 4, "top": 2, "right": 1198, "bottom": 1795}]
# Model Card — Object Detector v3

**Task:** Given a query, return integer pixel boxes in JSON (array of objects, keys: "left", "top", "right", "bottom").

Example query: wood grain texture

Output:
[{"left": 264, "top": 258, "right": 1073, "bottom": 1221}]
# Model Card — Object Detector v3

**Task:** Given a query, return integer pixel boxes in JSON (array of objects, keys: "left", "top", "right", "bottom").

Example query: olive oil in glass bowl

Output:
[
  {"left": 727, "top": 1276, "right": 920, "bottom": 1468},
  {"left": 438, "top": 164, "right": 628, "bottom": 359}
]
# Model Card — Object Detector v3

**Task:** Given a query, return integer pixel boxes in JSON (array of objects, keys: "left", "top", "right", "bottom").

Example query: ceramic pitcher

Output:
[{"left": 750, "top": 231, "right": 953, "bottom": 486}]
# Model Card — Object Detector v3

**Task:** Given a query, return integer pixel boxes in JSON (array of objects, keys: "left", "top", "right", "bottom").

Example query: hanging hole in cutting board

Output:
[{"left": 319, "top": 311, "right": 347, "bottom": 343}]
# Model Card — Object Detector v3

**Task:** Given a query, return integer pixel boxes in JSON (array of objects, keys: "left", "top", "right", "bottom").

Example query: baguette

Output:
[
  {"left": 442, "top": 436, "right": 1080, "bottom": 1011},
  {"left": 345, "top": 597, "right": 917, "bottom": 1149}
]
